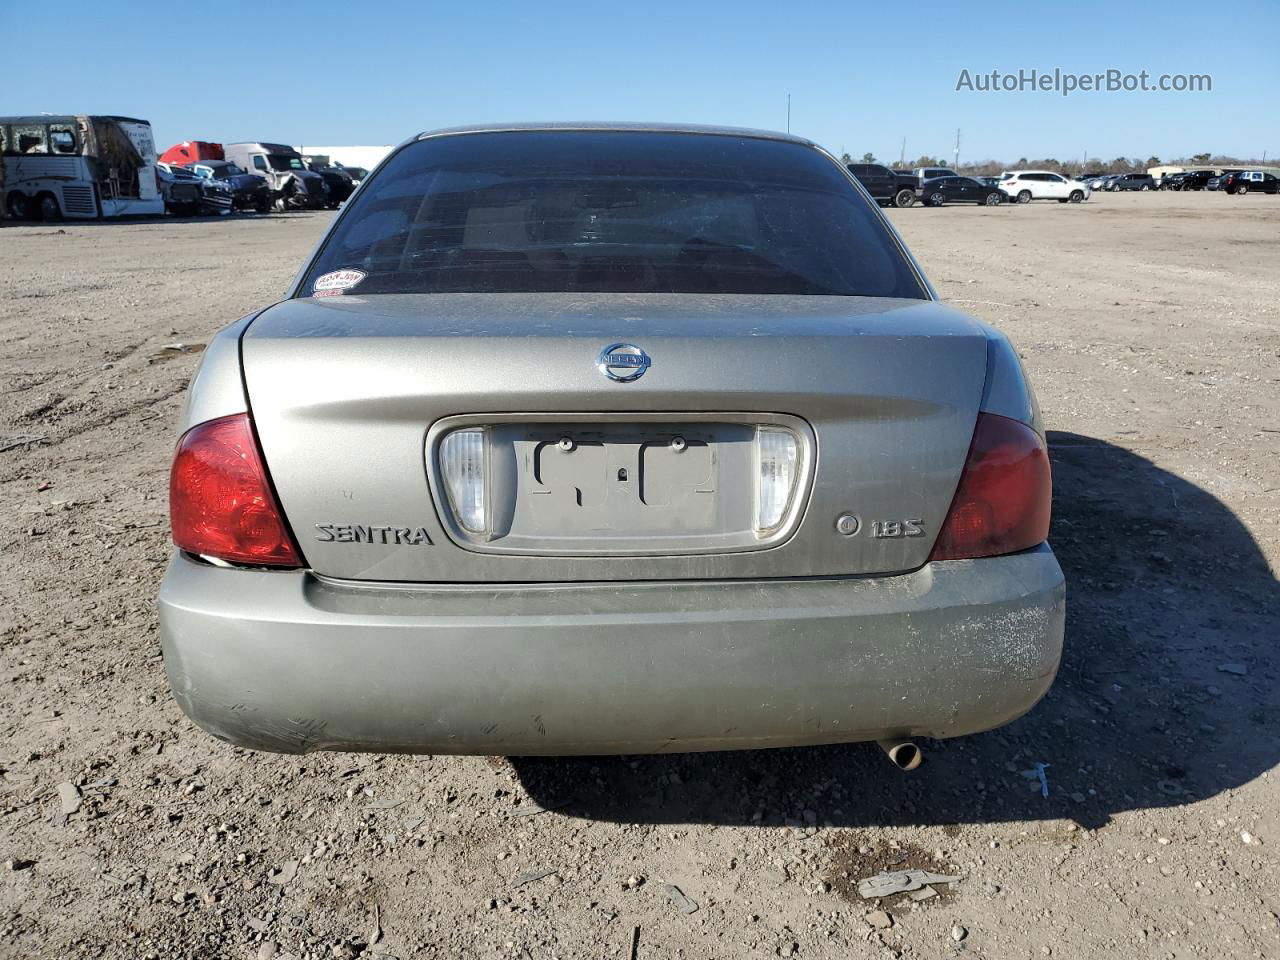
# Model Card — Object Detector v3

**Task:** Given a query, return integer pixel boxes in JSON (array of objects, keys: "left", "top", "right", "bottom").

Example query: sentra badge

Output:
[{"left": 315, "top": 524, "right": 433, "bottom": 545}]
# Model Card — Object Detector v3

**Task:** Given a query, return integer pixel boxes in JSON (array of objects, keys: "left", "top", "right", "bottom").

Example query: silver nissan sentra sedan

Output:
[{"left": 159, "top": 123, "right": 1064, "bottom": 761}]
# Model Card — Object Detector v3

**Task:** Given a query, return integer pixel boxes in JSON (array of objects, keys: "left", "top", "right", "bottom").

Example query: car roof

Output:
[{"left": 413, "top": 121, "right": 814, "bottom": 147}]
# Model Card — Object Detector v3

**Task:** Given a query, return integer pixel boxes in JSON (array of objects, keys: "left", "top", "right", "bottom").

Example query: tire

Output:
[
  {"left": 1237, "top": 184, "right": 1249, "bottom": 196},
  {"left": 37, "top": 193, "right": 62, "bottom": 221},
  {"left": 1069, "top": 190, "right": 1084, "bottom": 203},
  {"left": 6, "top": 192, "right": 33, "bottom": 220},
  {"left": 255, "top": 198, "right": 272, "bottom": 214},
  {"left": 1058, "top": 198, "right": 1068, "bottom": 203},
  {"left": 983, "top": 191, "right": 1001, "bottom": 206},
  {"left": 1017, "top": 189, "right": 1032, "bottom": 204},
  {"left": 928, "top": 191, "right": 946, "bottom": 207},
  {"left": 892, "top": 188, "right": 915, "bottom": 208},
  {"left": 1141, "top": 184, "right": 1151, "bottom": 191}
]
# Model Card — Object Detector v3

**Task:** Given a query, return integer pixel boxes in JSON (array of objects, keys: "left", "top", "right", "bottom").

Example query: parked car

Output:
[
  {"left": 845, "top": 163, "right": 920, "bottom": 207},
  {"left": 301, "top": 155, "right": 356, "bottom": 207},
  {"left": 999, "top": 171, "right": 1090, "bottom": 203},
  {"left": 1206, "top": 170, "right": 1240, "bottom": 191},
  {"left": 913, "top": 166, "right": 960, "bottom": 181},
  {"left": 223, "top": 142, "right": 329, "bottom": 210},
  {"left": 159, "top": 123, "right": 1063, "bottom": 760},
  {"left": 160, "top": 162, "right": 234, "bottom": 214},
  {"left": 1161, "top": 171, "right": 1215, "bottom": 191},
  {"left": 186, "top": 160, "right": 273, "bottom": 213},
  {"left": 921, "top": 175, "right": 1004, "bottom": 206},
  {"left": 1227, "top": 170, "right": 1280, "bottom": 195},
  {"left": 337, "top": 164, "right": 369, "bottom": 184},
  {"left": 155, "top": 163, "right": 208, "bottom": 216},
  {"left": 1107, "top": 173, "right": 1155, "bottom": 192},
  {"left": 1178, "top": 170, "right": 1218, "bottom": 191}
]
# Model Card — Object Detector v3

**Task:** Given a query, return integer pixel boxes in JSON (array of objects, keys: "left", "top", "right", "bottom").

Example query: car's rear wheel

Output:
[
  {"left": 928, "top": 191, "right": 945, "bottom": 207},
  {"left": 1017, "top": 189, "right": 1032, "bottom": 204},
  {"left": 1141, "top": 184, "right": 1151, "bottom": 191},
  {"left": 1237, "top": 184, "right": 1249, "bottom": 196},
  {"left": 1057, "top": 198, "right": 1068, "bottom": 203},
  {"left": 984, "top": 192, "right": 1001, "bottom": 205},
  {"left": 893, "top": 188, "right": 915, "bottom": 208},
  {"left": 1069, "top": 190, "right": 1084, "bottom": 202}
]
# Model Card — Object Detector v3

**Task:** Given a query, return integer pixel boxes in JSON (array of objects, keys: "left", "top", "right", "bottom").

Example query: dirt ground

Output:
[{"left": 1, "top": 191, "right": 1277, "bottom": 960}]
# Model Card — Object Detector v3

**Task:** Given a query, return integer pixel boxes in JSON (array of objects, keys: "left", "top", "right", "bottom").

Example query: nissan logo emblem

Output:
[{"left": 596, "top": 343, "right": 651, "bottom": 382}]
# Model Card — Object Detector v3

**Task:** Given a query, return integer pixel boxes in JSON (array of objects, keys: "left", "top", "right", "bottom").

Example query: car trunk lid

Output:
[{"left": 241, "top": 292, "right": 988, "bottom": 582}]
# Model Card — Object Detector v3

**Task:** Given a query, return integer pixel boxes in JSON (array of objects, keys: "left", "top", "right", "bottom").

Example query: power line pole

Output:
[
  {"left": 900, "top": 137, "right": 906, "bottom": 168},
  {"left": 953, "top": 128, "right": 960, "bottom": 169}
]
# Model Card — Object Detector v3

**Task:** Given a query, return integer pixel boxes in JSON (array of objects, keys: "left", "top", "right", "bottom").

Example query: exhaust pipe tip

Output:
[{"left": 877, "top": 738, "right": 922, "bottom": 771}]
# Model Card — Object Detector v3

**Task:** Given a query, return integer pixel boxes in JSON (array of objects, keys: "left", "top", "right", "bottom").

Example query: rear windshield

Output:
[{"left": 299, "top": 131, "right": 926, "bottom": 298}]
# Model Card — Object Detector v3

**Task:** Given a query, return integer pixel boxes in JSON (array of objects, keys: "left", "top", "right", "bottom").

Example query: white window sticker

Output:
[{"left": 312, "top": 269, "right": 367, "bottom": 297}]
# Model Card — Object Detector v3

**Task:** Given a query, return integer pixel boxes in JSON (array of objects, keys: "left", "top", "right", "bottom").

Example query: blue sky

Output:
[{"left": 4, "top": 0, "right": 1276, "bottom": 163}]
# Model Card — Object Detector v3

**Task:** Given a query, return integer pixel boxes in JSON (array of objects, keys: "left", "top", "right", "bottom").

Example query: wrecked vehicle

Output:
[
  {"left": 223, "top": 142, "right": 328, "bottom": 211},
  {"left": 2, "top": 114, "right": 165, "bottom": 220},
  {"left": 301, "top": 154, "right": 356, "bottom": 207},
  {"left": 159, "top": 123, "right": 1064, "bottom": 759},
  {"left": 186, "top": 160, "right": 272, "bottom": 213},
  {"left": 154, "top": 162, "right": 206, "bottom": 216},
  {"left": 158, "top": 162, "right": 232, "bottom": 215},
  {"left": 336, "top": 164, "right": 368, "bottom": 185}
]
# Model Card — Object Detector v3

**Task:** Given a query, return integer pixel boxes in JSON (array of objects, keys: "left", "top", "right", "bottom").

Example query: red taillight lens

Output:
[
  {"left": 930, "top": 413, "right": 1052, "bottom": 562},
  {"left": 169, "top": 413, "right": 300, "bottom": 567}
]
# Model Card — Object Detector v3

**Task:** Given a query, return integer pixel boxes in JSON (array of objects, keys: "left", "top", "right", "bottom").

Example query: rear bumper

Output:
[{"left": 158, "top": 546, "right": 1065, "bottom": 755}]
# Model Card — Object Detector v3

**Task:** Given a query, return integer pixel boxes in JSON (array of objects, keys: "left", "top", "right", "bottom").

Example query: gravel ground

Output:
[{"left": 1, "top": 191, "right": 1277, "bottom": 959}]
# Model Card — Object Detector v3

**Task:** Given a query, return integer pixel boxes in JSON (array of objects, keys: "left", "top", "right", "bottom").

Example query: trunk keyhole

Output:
[{"left": 617, "top": 468, "right": 628, "bottom": 482}]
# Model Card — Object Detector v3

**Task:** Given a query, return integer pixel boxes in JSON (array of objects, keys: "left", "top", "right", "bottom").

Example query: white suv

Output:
[{"left": 1000, "top": 170, "right": 1091, "bottom": 204}]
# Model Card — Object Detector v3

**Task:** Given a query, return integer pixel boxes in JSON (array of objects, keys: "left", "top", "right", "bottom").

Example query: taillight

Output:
[
  {"left": 930, "top": 413, "right": 1051, "bottom": 562},
  {"left": 169, "top": 413, "right": 300, "bottom": 567}
]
